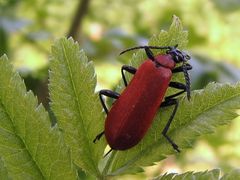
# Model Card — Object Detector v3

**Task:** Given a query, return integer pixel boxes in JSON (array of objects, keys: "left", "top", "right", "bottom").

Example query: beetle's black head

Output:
[
  {"left": 166, "top": 45, "right": 191, "bottom": 101},
  {"left": 166, "top": 45, "right": 191, "bottom": 63}
]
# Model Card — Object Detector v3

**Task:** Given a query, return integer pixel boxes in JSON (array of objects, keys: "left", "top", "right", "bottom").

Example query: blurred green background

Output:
[{"left": 1, "top": 0, "right": 240, "bottom": 179}]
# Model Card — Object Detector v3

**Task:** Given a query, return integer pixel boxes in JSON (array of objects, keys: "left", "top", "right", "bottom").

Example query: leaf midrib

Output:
[
  {"left": 0, "top": 101, "right": 44, "bottom": 179},
  {"left": 61, "top": 41, "right": 100, "bottom": 176},
  {"left": 178, "top": 86, "right": 240, "bottom": 129}
]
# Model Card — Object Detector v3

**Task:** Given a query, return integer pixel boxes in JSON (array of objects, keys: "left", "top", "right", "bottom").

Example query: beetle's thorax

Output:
[{"left": 154, "top": 54, "right": 176, "bottom": 70}]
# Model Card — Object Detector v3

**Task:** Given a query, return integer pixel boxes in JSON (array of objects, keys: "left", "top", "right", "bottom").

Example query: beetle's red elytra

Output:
[
  {"left": 93, "top": 45, "right": 192, "bottom": 155},
  {"left": 105, "top": 59, "right": 173, "bottom": 150}
]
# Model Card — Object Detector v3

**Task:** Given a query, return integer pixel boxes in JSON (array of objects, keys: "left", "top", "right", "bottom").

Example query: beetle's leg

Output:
[
  {"left": 165, "top": 82, "right": 186, "bottom": 100},
  {"left": 172, "top": 63, "right": 192, "bottom": 73},
  {"left": 93, "top": 90, "right": 120, "bottom": 143},
  {"left": 160, "top": 98, "right": 180, "bottom": 152},
  {"left": 104, "top": 148, "right": 113, "bottom": 157},
  {"left": 121, "top": 65, "right": 137, "bottom": 86},
  {"left": 93, "top": 131, "right": 105, "bottom": 143},
  {"left": 99, "top": 90, "right": 120, "bottom": 114},
  {"left": 172, "top": 64, "right": 191, "bottom": 100}
]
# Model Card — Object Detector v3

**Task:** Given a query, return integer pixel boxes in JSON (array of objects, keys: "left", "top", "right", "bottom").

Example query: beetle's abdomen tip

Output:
[{"left": 107, "top": 134, "right": 140, "bottom": 150}]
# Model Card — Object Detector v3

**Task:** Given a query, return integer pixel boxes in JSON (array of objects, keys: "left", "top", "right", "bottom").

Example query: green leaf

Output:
[
  {"left": 150, "top": 15, "right": 188, "bottom": 49},
  {"left": 101, "top": 16, "right": 240, "bottom": 176},
  {"left": 221, "top": 169, "right": 240, "bottom": 180},
  {"left": 154, "top": 169, "right": 221, "bottom": 179},
  {"left": 0, "top": 55, "right": 77, "bottom": 179},
  {"left": 153, "top": 169, "right": 240, "bottom": 180},
  {"left": 49, "top": 38, "right": 106, "bottom": 178},
  {"left": 0, "top": 158, "right": 10, "bottom": 179}
]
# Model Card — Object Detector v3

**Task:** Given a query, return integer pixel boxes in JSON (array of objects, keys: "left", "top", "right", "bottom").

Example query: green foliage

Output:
[
  {"left": 0, "top": 55, "right": 77, "bottom": 179},
  {"left": 149, "top": 15, "right": 188, "bottom": 49},
  {"left": 0, "top": 28, "right": 8, "bottom": 56},
  {"left": 0, "top": 158, "right": 9, "bottom": 179},
  {"left": 222, "top": 169, "right": 240, "bottom": 180},
  {"left": 49, "top": 38, "right": 106, "bottom": 178},
  {"left": 154, "top": 169, "right": 240, "bottom": 180},
  {"left": 0, "top": 15, "right": 240, "bottom": 179}
]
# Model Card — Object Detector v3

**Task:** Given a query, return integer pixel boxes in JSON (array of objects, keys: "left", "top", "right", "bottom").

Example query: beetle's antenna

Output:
[
  {"left": 104, "top": 148, "right": 113, "bottom": 158},
  {"left": 120, "top": 46, "right": 171, "bottom": 55},
  {"left": 182, "top": 62, "right": 191, "bottom": 101}
]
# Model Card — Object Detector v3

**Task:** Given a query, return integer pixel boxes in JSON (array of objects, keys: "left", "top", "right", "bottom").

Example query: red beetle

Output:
[{"left": 94, "top": 45, "right": 192, "bottom": 155}]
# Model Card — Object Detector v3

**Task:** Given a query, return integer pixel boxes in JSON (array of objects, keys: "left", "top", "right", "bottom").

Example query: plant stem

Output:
[{"left": 67, "top": 0, "right": 91, "bottom": 40}]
